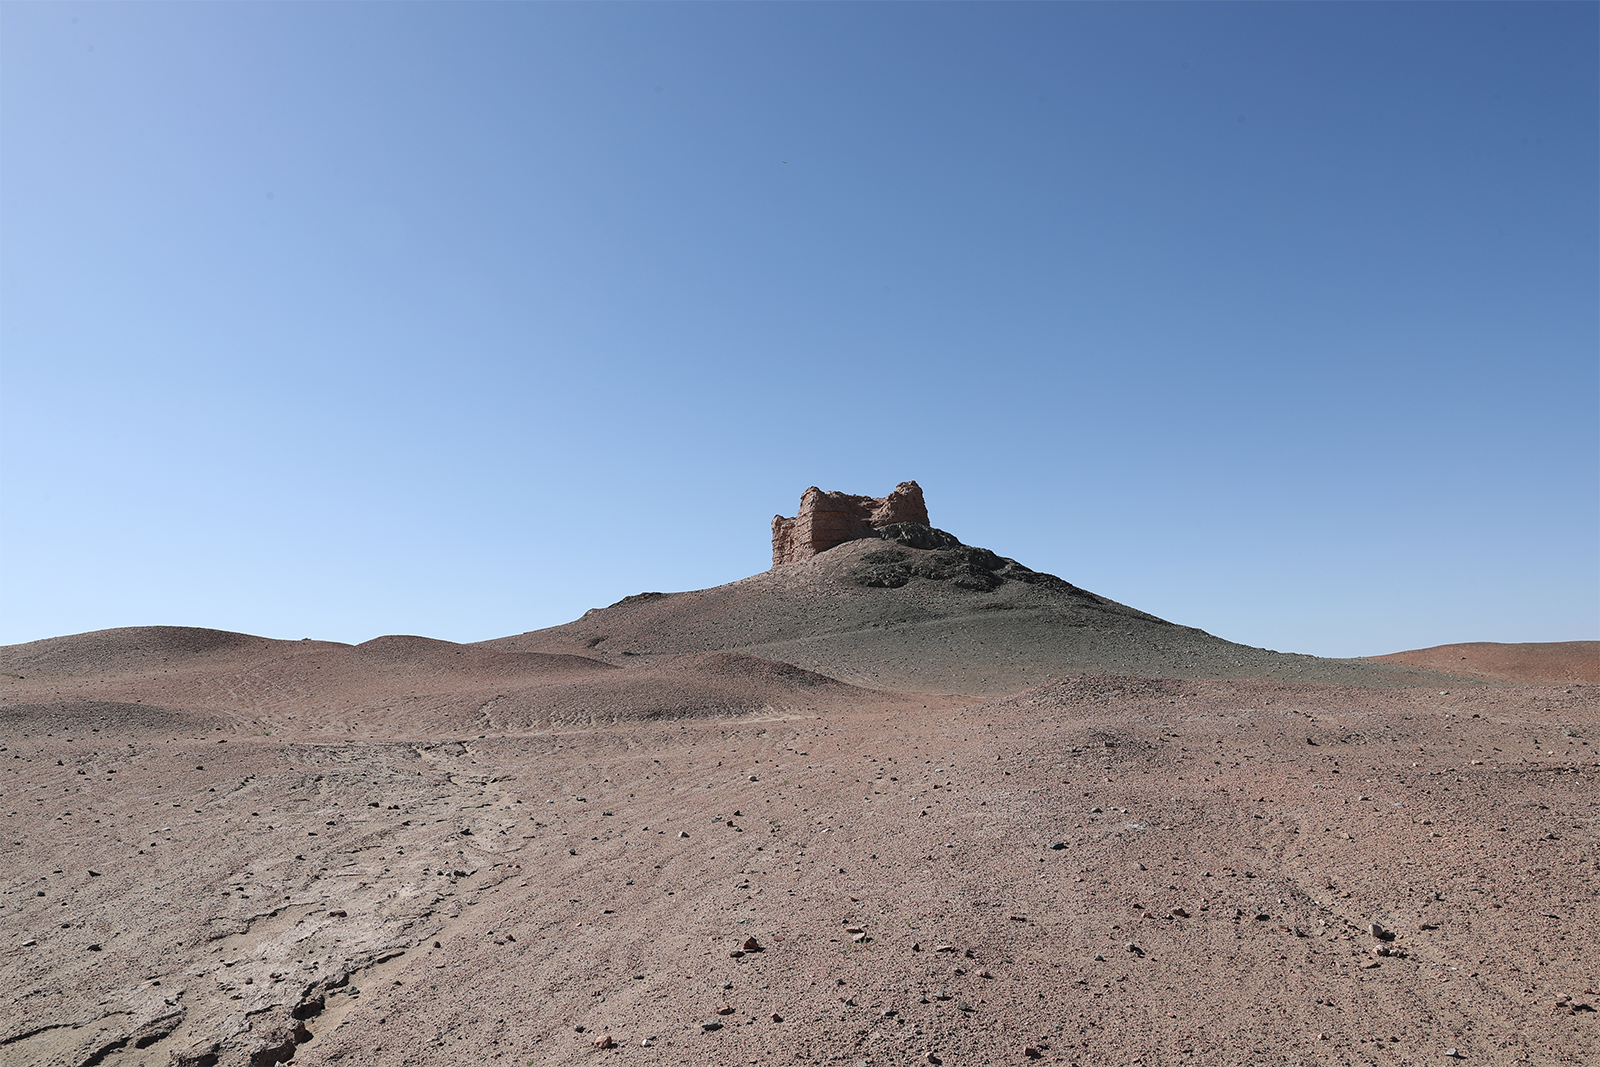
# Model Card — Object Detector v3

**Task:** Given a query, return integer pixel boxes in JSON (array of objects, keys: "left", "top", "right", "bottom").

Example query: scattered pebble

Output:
[
  {"left": 591, "top": 1034, "right": 614, "bottom": 1049},
  {"left": 700, "top": 1020, "right": 723, "bottom": 1032},
  {"left": 1049, "top": 841, "right": 1066, "bottom": 850}
]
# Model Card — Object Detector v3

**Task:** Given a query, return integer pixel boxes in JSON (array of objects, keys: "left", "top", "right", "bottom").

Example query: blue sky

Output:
[{"left": 2, "top": 2, "right": 1595, "bottom": 658}]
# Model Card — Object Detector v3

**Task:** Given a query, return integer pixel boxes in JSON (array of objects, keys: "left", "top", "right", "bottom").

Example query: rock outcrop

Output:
[{"left": 772, "top": 481, "right": 930, "bottom": 567}]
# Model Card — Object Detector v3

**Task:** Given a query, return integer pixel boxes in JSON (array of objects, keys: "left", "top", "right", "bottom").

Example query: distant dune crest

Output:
[{"left": 1368, "top": 641, "right": 1599, "bottom": 685}]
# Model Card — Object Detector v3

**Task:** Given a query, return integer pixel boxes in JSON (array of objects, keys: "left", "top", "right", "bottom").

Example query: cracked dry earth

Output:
[{"left": 2, "top": 670, "right": 1597, "bottom": 1067}]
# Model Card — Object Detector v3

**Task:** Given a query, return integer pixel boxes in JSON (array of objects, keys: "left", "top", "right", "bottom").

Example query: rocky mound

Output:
[
  {"left": 849, "top": 524, "right": 1094, "bottom": 595},
  {"left": 484, "top": 529, "right": 1453, "bottom": 694}
]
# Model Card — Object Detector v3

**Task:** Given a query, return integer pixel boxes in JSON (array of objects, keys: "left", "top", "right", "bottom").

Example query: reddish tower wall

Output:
[{"left": 771, "top": 481, "right": 929, "bottom": 567}]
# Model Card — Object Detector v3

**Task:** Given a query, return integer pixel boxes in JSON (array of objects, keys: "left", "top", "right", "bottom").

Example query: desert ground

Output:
[{"left": 2, "top": 525, "right": 1595, "bottom": 1067}]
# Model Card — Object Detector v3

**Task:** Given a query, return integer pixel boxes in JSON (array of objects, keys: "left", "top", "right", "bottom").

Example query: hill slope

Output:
[{"left": 480, "top": 529, "right": 1455, "bottom": 693}]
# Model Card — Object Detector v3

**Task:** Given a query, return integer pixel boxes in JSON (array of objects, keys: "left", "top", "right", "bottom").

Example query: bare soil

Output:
[{"left": 2, "top": 535, "right": 1595, "bottom": 1067}]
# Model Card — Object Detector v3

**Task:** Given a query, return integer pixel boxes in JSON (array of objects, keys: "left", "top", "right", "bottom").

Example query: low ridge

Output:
[{"left": 1368, "top": 640, "right": 1599, "bottom": 685}]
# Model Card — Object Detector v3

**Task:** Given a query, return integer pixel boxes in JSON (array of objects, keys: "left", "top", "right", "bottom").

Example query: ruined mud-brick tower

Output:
[{"left": 770, "top": 481, "right": 928, "bottom": 567}]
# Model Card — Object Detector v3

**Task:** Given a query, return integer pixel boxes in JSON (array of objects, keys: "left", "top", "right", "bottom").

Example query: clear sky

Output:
[{"left": 2, "top": 2, "right": 1595, "bottom": 658}]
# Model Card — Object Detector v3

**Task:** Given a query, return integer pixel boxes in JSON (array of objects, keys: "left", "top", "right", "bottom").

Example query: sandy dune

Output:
[{"left": 2, "top": 528, "right": 1595, "bottom": 1067}]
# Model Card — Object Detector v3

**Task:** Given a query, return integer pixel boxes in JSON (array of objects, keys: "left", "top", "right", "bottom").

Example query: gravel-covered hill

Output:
[{"left": 481, "top": 527, "right": 1464, "bottom": 693}]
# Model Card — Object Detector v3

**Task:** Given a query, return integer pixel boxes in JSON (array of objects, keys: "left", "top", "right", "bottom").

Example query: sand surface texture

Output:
[{"left": 2, "top": 532, "right": 1596, "bottom": 1067}]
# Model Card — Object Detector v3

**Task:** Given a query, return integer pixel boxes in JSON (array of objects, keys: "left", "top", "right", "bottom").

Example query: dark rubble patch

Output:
[
  {"left": 849, "top": 527, "right": 1105, "bottom": 599},
  {"left": 870, "top": 522, "right": 964, "bottom": 551}
]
